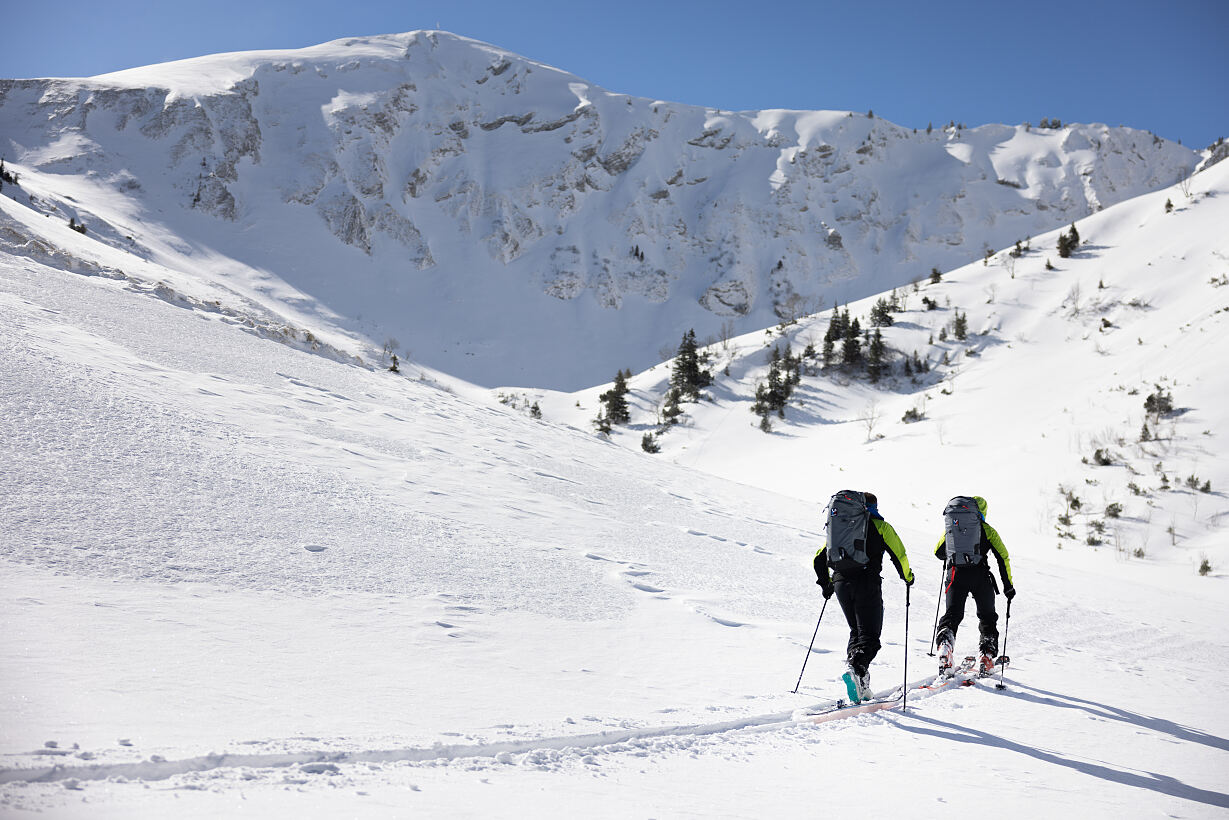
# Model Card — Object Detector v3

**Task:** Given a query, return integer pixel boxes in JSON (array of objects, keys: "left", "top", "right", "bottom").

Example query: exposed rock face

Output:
[{"left": 0, "top": 32, "right": 1204, "bottom": 388}]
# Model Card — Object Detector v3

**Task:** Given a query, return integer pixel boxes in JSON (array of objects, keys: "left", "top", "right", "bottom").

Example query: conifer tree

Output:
[
  {"left": 1057, "top": 224, "right": 1080, "bottom": 258},
  {"left": 953, "top": 310, "right": 968, "bottom": 341},
  {"left": 599, "top": 370, "right": 631, "bottom": 425},
  {"left": 670, "top": 329, "right": 711, "bottom": 401},
  {"left": 842, "top": 318, "right": 862, "bottom": 367},
  {"left": 870, "top": 297, "right": 894, "bottom": 327},
  {"left": 661, "top": 387, "right": 684, "bottom": 426},
  {"left": 866, "top": 328, "right": 886, "bottom": 383}
]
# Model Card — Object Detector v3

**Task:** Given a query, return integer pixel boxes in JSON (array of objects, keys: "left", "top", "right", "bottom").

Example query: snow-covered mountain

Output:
[
  {"left": 2, "top": 32, "right": 1227, "bottom": 818},
  {"left": 0, "top": 30, "right": 1204, "bottom": 388},
  {"left": 1, "top": 150, "right": 1226, "bottom": 818}
]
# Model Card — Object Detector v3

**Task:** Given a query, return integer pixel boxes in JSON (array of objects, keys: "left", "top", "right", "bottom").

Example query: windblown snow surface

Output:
[{"left": 2, "top": 78, "right": 1229, "bottom": 820}]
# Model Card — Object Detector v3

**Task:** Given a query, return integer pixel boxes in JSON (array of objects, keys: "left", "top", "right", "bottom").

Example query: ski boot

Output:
[
  {"left": 978, "top": 653, "right": 995, "bottom": 677},
  {"left": 855, "top": 670, "right": 873, "bottom": 702},
  {"left": 841, "top": 664, "right": 863, "bottom": 704},
  {"left": 938, "top": 640, "right": 955, "bottom": 676}
]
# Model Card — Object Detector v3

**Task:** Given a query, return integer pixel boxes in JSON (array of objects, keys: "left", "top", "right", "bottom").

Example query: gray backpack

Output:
[
  {"left": 943, "top": 496, "right": 983, "bottom": 565},
  {"left": 826, "top": 491, "right": 871, "bottom": 572}
]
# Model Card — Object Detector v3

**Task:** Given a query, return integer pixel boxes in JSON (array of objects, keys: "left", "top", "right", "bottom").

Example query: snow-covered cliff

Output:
[{"left": 0, "top": 31, "right": 1201, "bottom": 388}]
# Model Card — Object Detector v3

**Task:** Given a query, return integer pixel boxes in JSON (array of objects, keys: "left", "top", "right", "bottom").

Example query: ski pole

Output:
[
  {"left": 792, "top": 598, "right": 829, "bottom": 694},
  {"left": 902, "top": 583, "right": 911, "bottom": 712},
  {"left": 927, "top": 569, "right": 944, "bottom": 656},
  {"left": 996, "top": 598, "right": 1012, "bottom": 691}
]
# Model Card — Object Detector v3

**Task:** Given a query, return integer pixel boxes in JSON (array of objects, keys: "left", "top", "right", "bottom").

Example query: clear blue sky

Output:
[{"left": 6, "top": 0, "right": 1226, "bottom": 148}]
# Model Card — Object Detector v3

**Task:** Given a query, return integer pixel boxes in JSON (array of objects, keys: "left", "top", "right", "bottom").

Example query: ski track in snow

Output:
[{"left": 0, "top": 671, "right": 991, "bottom": 786}]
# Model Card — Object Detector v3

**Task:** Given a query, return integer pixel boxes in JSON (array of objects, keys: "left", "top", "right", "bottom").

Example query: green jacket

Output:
[
  {"left": 934, "top": 495, "right": 1013, "bottom": 588},
  {"left": 814, "top": 517, "right": 914, "bottom": 586}
]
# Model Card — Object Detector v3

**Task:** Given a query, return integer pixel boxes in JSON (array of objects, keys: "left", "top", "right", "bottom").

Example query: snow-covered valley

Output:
[{"left": 1, "top": 31, "right": 1228, "bottom": 819}]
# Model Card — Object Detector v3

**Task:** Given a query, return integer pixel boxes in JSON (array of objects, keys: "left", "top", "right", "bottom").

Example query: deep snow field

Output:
[{"left": 2, "top": 136, "right": 1229, "bottom": 817}]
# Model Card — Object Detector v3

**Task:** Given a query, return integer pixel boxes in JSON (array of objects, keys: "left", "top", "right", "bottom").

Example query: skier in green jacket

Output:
[
  {"left": 814, "top": 491, "right": 914, "bottom": 702},
  {"left": 934, "top": 495, "right": 1015, "bottom": 676}
]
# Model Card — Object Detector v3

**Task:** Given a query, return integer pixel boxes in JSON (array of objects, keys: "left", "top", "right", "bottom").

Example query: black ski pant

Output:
[
  {"left": 834, "top": 571, "right": 883, "bottom": 676},
  {"left": 935, "top": 564, "right": 999, "bottom": 656}
]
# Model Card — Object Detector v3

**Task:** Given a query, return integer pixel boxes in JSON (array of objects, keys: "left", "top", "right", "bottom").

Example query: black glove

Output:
[
  {"left": 816, "top": 580, "right": 834, "bottom": 599},
  {"left": 1004, "top": 585, "right": 1016, "bottom": 601},
  {"left": 906, "top": 575, "right": 915, "bottom": 587}
]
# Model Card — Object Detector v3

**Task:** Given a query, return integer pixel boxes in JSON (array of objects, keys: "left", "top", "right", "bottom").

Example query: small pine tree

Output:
[
  {"left": 870, "top": 297, "right": 894, "bottom": 327},
  {"left": 388, "top": 354, "right": 400, "bottom": 373},
  {"left": 841, "top": 320, "right": 862, "bottom": 367},
  {"left": 866, "top": 328, "right": 886, "bottom": 383},
  {"left": 953, "top": 310, "right": 968, "bottom": 341},
  {"left": 599, "top": 371, "right": 631, "bottom": 425},
  {"left": 670, "top": 330, "right": 712, "bottom": 401},
  {"left": 1057, "top": 230, "right": 1076, "bottom": 259},
  {"left": 529, "top": 401, "right": 542, "bottom": 419},
  {"left": 750, "top": 382, "right": 772, "bottom": 429},
  {"left": 641, "top": 433, "right": 660, "bottom": 453},
  {"left": 661, "top": 387, "right": 683, "bottom": 426},
  {"left": 1165, "top": 198, "right": 1174, "bottom": 213}
]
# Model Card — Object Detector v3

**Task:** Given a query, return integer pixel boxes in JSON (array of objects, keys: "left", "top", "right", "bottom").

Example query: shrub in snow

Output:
[
  {"left": 1143, "top": 386, "right": 1174, "bottom": 417},
  {"left": 1056, "top": 224, "right": 1080, "bottom": 258}
]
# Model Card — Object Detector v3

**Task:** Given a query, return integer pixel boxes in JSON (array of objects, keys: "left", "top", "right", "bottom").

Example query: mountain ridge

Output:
[{"left": 0, "top": 30, "right": 1205, "bottom": 388}]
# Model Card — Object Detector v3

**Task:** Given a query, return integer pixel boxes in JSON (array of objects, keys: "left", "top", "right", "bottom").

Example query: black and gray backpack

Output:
[
  {"left": 943, "top": 496, "right": 984, "bottom": 565},
  {"left": 825, "top": 490, "right": 871, "bottom": 572}
]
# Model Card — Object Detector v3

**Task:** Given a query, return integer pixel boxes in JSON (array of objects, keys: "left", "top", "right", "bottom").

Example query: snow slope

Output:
[
  {"left": 553, "top": 158, "right": 1229, "bottom": 584},
  {"left": 1, "top": 155, "right": 1227, "bottom": 817},
  {"left": 0, "top": 30, "right": 1204, "bottom": 388}
]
